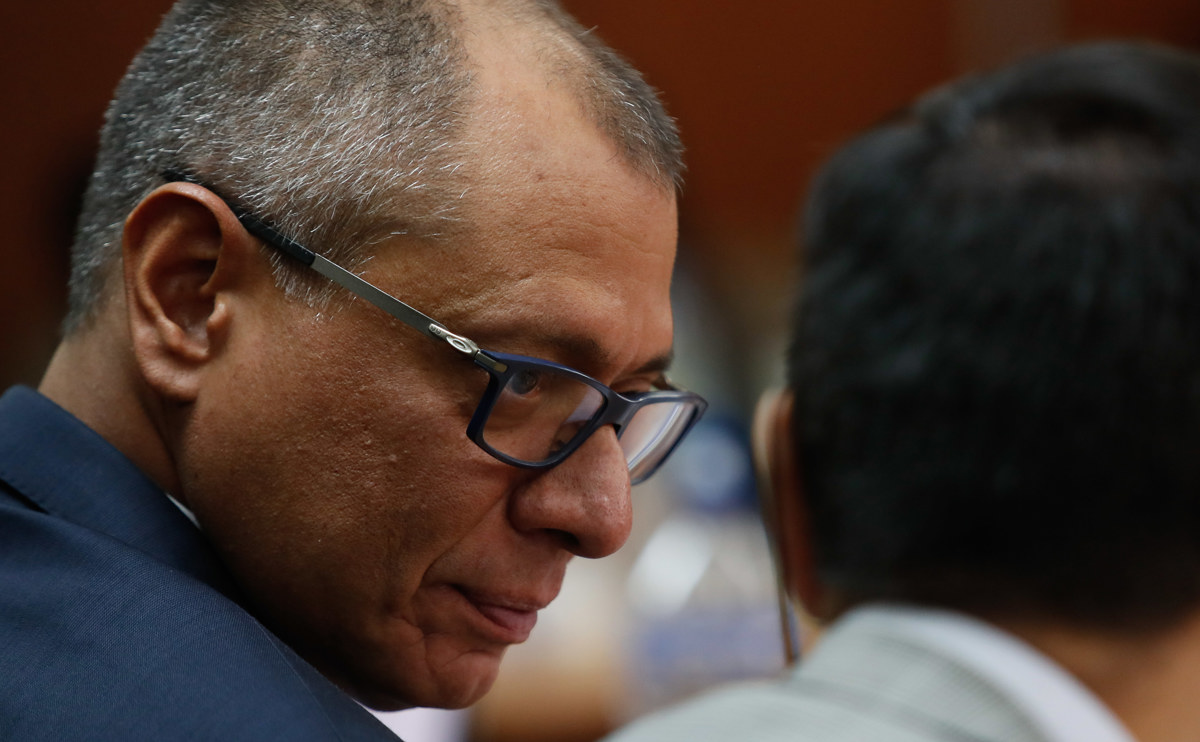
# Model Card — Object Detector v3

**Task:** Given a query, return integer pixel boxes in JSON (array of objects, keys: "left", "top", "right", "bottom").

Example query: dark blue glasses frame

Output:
[
  {"left": 164, "top": 172, "right": 707, "bottom": 484},
  {"left": 467, "top": 349, "right": 705, "bottom": 480}
]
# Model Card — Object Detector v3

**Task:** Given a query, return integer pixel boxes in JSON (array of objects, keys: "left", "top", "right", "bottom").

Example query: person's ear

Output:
[
  {"left": 122, "top": 181, "right": 262, "bottom": 403},
  {"left": 754, "top": 388, "right": 826, "bottom": 653}
]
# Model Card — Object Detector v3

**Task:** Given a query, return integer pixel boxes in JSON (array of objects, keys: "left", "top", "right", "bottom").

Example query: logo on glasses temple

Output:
[{"left": 430, "top": 325, "right": 480, "bottom": 355}]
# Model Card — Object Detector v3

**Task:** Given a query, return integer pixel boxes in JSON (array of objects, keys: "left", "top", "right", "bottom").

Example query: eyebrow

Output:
[{"left": 526, "top": 331, "right": 674, "bottom": 380}]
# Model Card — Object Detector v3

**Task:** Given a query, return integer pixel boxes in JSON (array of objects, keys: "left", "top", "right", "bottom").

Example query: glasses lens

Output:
[
  {"left": 482, "top": 365, "right": 605, "bottom": 464},
  {"left": 622, "top": 399, "right": 702, "bottom": 484}
]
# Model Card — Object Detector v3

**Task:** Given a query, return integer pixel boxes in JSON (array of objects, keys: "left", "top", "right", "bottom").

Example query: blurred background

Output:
[{"left": 3, "top": 2, "right": 1199, "bottom": 741}]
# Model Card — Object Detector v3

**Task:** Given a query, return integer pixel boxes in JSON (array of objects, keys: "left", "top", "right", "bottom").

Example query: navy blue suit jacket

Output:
[{"left": 0, "top": 386, "right": 401, "bottom": 740}]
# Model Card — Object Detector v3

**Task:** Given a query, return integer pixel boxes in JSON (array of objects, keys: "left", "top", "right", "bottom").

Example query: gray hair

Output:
[{"left": 65, "top": 0, "right": 683, "bottom": 334}]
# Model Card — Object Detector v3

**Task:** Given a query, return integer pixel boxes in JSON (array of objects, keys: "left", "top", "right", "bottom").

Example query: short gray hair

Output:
[{"left": 65, "top": 0, "right": 683, "bottom": 334}]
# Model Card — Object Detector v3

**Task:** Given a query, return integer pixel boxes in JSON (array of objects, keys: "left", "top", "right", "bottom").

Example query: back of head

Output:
[
  {"left": 66, "top": 0, "right": 682, "bottom": 333},
  {"left": 790, "top": 42, "right": 1200, "bottom": 632}
]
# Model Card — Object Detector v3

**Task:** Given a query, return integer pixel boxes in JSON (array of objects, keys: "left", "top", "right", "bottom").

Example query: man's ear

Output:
[
  {"left": 754, "top": 388, "right": 827, "bottom": 651},
  {"left": 122, "top": 182, "right": 262, "bottom": 403}
]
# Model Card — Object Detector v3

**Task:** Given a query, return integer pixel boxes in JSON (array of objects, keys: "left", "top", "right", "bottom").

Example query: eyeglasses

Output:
[{"left": 164, "top": 172, "right": 707, "bottom": 484}]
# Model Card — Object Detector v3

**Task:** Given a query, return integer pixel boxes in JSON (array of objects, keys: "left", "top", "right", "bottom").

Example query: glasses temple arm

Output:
[
  {"left": 162, "top": 170, "right": 479, "bottom": 353},
  {"left": 230, "top": 206, "right": 449, "bottom": 346},
  {"left": 258, "top": 223, "right": 497, "bottom": 368}
]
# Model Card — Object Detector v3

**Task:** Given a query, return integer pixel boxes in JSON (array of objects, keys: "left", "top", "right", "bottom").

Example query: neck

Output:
[
  {"left": 996, "top": 610, "right": 1200, "bottom": 742},
  {"left": 39, "top": 309, "right": 181, "bottom": 496}
]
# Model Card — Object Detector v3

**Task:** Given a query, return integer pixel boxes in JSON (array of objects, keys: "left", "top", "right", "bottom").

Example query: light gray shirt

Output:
[{"left": 604, "top": 604, "right": 1134, "bottom": 742}]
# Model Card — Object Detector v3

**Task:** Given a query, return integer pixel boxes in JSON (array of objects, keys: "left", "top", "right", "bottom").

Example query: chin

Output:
[{"left": 346, "top": 652, "right": 504, "bottom": 711}]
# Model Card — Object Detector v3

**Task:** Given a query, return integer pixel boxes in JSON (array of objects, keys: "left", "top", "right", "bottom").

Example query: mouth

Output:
[{"left": 455, "top": 587, "right": 547, "bottom": 644}]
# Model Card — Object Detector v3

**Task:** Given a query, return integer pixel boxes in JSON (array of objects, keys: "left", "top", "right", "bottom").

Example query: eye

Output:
[{"left": 509, "top": 368, "right": 543, "bottom": 396}]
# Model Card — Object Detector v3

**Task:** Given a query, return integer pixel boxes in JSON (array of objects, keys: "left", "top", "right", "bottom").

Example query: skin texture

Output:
[{"left": 39, "top": 13, "right": 679, "bottom": 711}]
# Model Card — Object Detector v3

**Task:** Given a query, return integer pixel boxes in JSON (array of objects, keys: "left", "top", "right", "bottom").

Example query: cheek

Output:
[
  {"left": 183, "top": 376, "right": 485, "bottom": 582},
  {"left": 177, "top": 373, "right": 519, "bottom": 705},
  {"left": 174, "top": 310, "right": 537, "bottom": 705},
  {"left": 177, "top": 333, "right": 499, "bottom": 617}
]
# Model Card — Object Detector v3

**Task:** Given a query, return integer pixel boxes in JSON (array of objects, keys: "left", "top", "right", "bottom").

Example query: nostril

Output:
[{"left": 548, "top": 528, "right": 581, "bottom": 553}]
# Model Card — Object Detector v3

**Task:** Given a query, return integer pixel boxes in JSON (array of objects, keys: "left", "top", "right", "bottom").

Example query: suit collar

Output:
[{"left": 0, "top": 385, "right": 238, "bottom": 597}]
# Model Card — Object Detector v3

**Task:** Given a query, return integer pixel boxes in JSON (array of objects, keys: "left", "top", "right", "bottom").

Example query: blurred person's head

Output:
[
  {"left": 766, "top": 42, "right": 1200, "bottom": 634},
  {"left": 42, "top": 0, "right": 703, "bottom": 711}
]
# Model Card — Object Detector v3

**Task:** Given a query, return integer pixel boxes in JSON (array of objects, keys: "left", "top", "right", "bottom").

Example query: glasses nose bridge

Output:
[{"left": 594, "top": 393, "right": 644, "bottom": 439}]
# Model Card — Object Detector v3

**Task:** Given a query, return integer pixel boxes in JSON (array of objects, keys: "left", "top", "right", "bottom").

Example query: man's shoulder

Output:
[
  {"left": 603, "top": 610, "right": 1050, "bottom": 742},
  {"left": 0, "top": 497, "right": 398, "bottom": 741},
  {"left": 602, "top": 673, "right": 950, "bottom": 742}
]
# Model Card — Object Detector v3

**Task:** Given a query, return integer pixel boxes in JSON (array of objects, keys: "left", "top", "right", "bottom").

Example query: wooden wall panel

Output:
[
  {"left": 0, "top": 2, "right": 172, "bottom": 390},
  {"left": 1065, "top": 0, "right": 1200, "bottom": 48},
  {"left": 562, "top": 1, "right": 955, "bottom": 254}
]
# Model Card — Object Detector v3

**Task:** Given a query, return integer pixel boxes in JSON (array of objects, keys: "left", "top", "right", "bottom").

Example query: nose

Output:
[{"left": 507, "top": 426, "right": 633, "bottom": 559}]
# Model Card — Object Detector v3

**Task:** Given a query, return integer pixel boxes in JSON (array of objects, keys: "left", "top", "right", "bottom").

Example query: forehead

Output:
[
  {"left": 365, "top": 139, "right": 677, "bottom": 381},
  {"left": 360, "top": 18, "right": 679, "bottom": 375},
  {"left": 379, "top": 159, "right": 678, "bottom": 378}
]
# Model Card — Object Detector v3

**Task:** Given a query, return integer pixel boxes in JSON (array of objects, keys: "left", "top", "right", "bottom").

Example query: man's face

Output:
[{"left": 173, "top": 86, "right": 679, "bottom": 707}]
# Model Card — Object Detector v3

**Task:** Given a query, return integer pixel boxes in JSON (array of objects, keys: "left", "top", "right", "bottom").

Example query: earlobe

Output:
[{"left": 123, "top": 182, "right": 254, "bottom": 402}]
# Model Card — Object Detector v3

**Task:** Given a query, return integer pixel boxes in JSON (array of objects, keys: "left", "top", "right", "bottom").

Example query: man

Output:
[
  {"left": 606, "top": 42, "right": 1200, "bottom": 742},
  {"left": 0, "top": 1, "right": 705, "bottom": 739}
]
